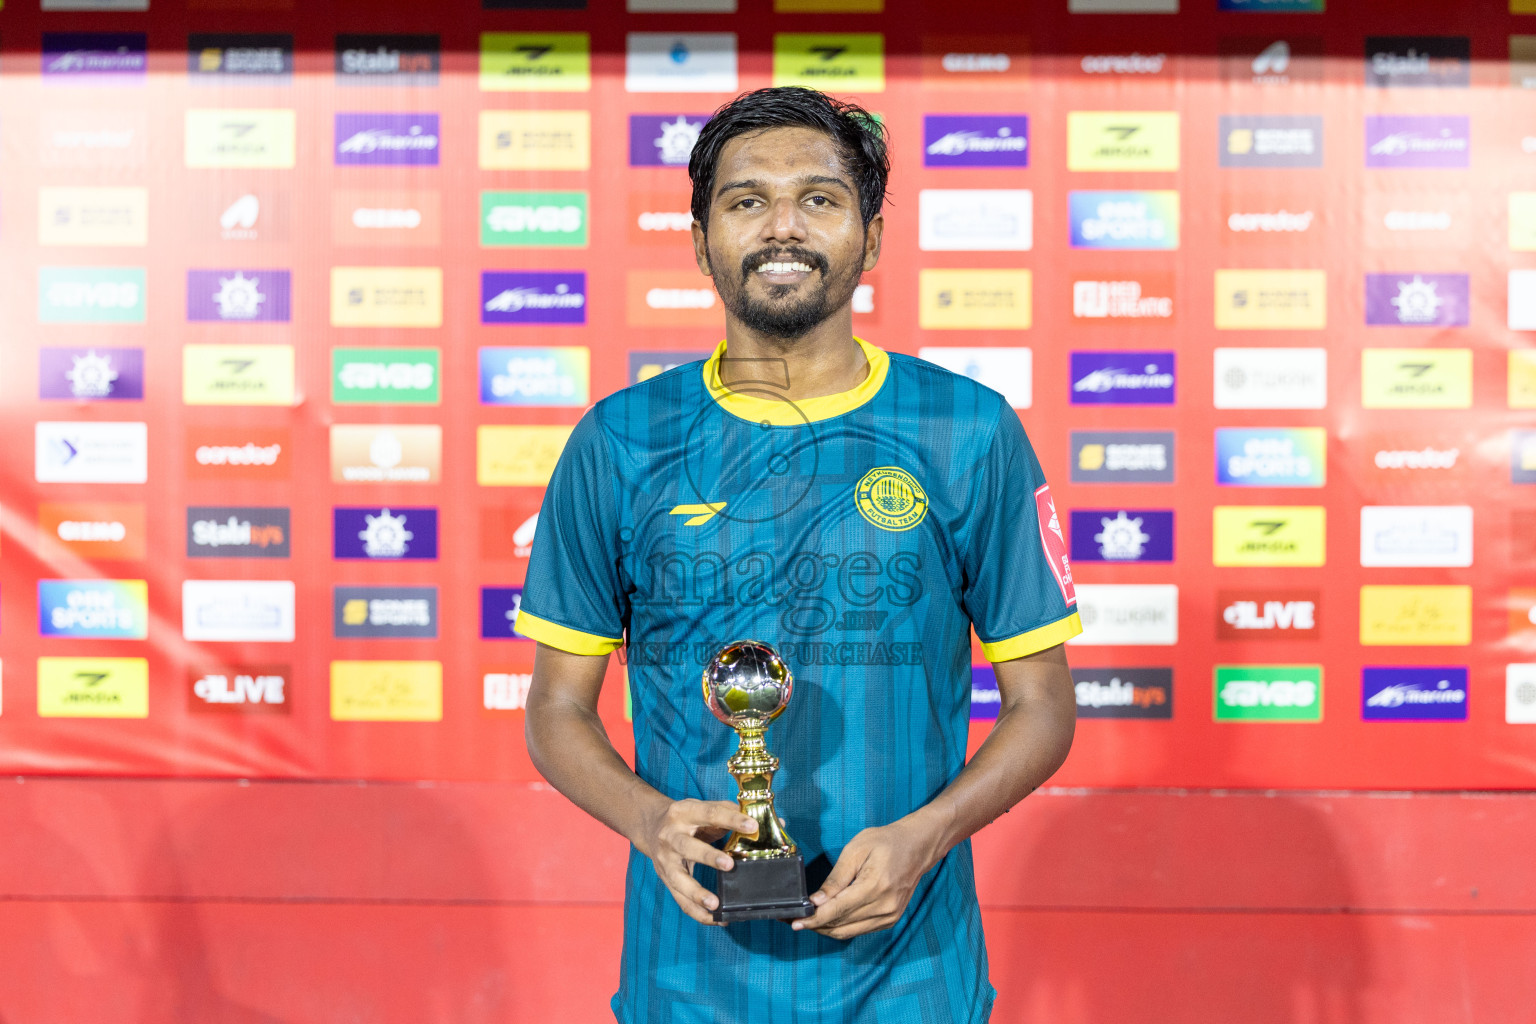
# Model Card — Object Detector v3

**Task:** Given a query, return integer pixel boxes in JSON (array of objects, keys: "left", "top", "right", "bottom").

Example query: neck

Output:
[{"left": 718, "top": 307, "right": 867, "bottom": 403}]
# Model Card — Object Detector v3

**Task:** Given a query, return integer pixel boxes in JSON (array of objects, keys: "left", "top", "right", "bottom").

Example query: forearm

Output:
[{"left": 525, "top": 691, "right": 671, "bottom": 848}]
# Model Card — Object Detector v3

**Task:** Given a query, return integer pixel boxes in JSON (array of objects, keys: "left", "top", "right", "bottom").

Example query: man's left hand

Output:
[{"left": 792, "top": 815, "right": 945, "bottom": 940}]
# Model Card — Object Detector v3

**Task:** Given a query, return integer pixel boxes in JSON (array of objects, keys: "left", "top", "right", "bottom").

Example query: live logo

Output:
[{"left": 1217, "top": 590, "right": 1319, "bottom": 640}]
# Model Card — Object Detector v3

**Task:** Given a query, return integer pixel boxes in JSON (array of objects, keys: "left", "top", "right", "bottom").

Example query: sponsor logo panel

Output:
[
  {"left": 1359, "top": 585, "right": 1472, "bottom": 646},
  {"left": 187, "top": 506, "right": 291, "bottom": 558},
  {"left": 1364, "top": 273, "right": 1468, "bottom": 327},
  {"left": 478, "top": 347, "right": 590, "bottom": 406},
  {"left": 920, "top": 35, "right": 1030, "bottom": 88},
  {"left": 1218, "top": 37, "right": 1324, "bottom": 85},
  {"left": 627, "top": 271, "right": 720, "bottom": 328},
  {"left": 1511, "top": 351, "right": 1536, "bottom": 408},
  {"left": 1073, "top": 667, "right": 1173, "bottom": 719},
  {"left": 195, "top": 189, "right": 291, "bottom": 244},
  {"left": 187, "top": 269, "right": 291, "bottom": 323},
  {"left": 183, "top": 344, "right": 296, "bottom": 406},
  {"left": 39, "top": 109, "right": 149, "bottom": 168},
  {"left": 1071, "top": 274, "right": 1175, "bottom": 323},
  {"left": 1507, "top": 270, "right": 1536, "bottom": 330},
  {"left": 332, "top": 348, "right": 440, "bottom": 405},
  {"left": 918, "top": 270, "right": 1031, "bottom": 329},
  {"left": 1212, "top": 506, "right": 1326, "bottom": 566},
  {"left": 477, "top": 426, "right": 573, "bottom": 486},
  {"left": 1214, "top": 269, "right": 1327, "bottom": 330},
  {"left": 38, "top": 580, "right": 148, "bottom": 639},
  {"left": 1514, "top": 36, "right": 1536, "bottom": 89},
  {"left": 1075, "top": 52, "right": 1173, "bottom": 77},
  {"left": 1507, "top": 665, "right": 1536, "bottom": 724},
  {"left": 481, "top": 494, "right": 542, "bottom": 561},
  {"left": 182, "top": 580, "right": 297, "bottom": 642},
  {"left": 918, "top": 190, "right": 1032, "bottom": 252},
  {"left": 38, "top": 267, "right": 146, "bottom": 324},
  {"left": 1214, "top": 666, "right": 1322, "bottom": 722},
  {"left": 38, "top": 187, "right": 149, "bottom": 248},
  {"left": 1218, "top": 0, "right": 1324, "bottom": 9},
  {"left": 334, "top": 507, "right": 439, "bottom": 560},
  {"left": 42, "top": 33, "right": 148, "bottom": 82},
  {"left": 923, "top": 115, "right": 1029, "bottom": 168},
  {"left": 916, "top": 347, "right": 1032, "bottom": 409},
  {"left": 1220, "top": 115, "right": 1323, "bottom": 168},
  {"left": 330, "top": 661, "right": 443, "bottom": 721},
  {"left": 1360, "top": 349, "right": 1472, "bottom": 409},
  {"left": 331, "top": 267, "right": 443, "bottom": 328},
  {"left": 1365, "top": 36, "right": 1470, "bottom": 88},
  {"left": 1361, "top": 667, "right": 1468, "bottom": 721},
  {"left": 1069, "top": 0, "right": 1179, "bottom": 10},
  {"left": 481, "top": 586, "right": 530, "bottom": 640},
  {"left": 627, "top": 33, "right": 738, "bottom": 93},
  {"left": 1215, "top": 428, "right": 1326, "bottom": 487},
  {"left": 335, "top": 113, "right": 439, "bottom": 166},
  {"left": 1069, "top": 351, "right": 1175, "bottom": 405},
  {"left": 1068, "top": 584, "right": 1178, "bottom": 646},
  {"left": 1070, "top": 430, "right": 1175, "bottom": 484},
  {"left": 628, "top": 349, "right": 711, "bottom": 384},
  {"left": 1511, "top": 193, "right": 1536, "bottom": 251},
  {"left": 1365, "top": 115, "right": 1469, "bottom": 169},
  {"left": 188, "top": 426, "right": 291, "bottom": 480},
  {"left": 629, "top": 115, "right": 707, "bottom": 167},
  {"left": 969, "top": 666, "right": 1002, "bottom": 721},
  {"left": 1213, "top": 348, "right": 1327, "bottom": 409},
  {"left": 37, "top": 658, "right": 149, "bottom": 719},
  {"left": 1514, "top": 430, "right": 1536, "bottom": 484},
  {"left": 1360, "top": 506, "right": 1473, "bottom": 567},
  {"left": 1222, "top": 192, "right": 1321, "bottom": 244},
  {"left": 479, "top": 111, "right": 590, "bottom": 170},
  {"left": 1363, "top": 435, "right": 1466, "bottom": 488},
  {"left": 334, "top": 586, "right": 438, "bottom": 639},
  {"left": 35, "top": 421, "right": 148, "bottom": 484},
  {"left": 481, "top": 191, "right": 586, "bottom": 247},
  {"left": 628, "top": 0, "right": 734, "bottom": 9},
  {"left": 1069, "top": 191, "right": 1179, "bottom": 250},
  {"left": 772, "top": 34, "right": 884, "bottom": 92},
  {"left": 40, "top": 502, "right": 147, "bottom": 560},
  {"left": 189, "top": 33, "right": 294, "bottom": 82},
  {"left": 1364, "top": 192, "right": 1470, "bottom": 251},
  {"left": 483, "top": 271, "right": 587, "bottom": 325},
  {"left": 1067, "top": 111, "right": 1180, "bottom": 172},
  {"left": 337, "top": 33, "right": 439, "bottom": 85},
  {"left": 40, "top": 347, "right": 145, "bottom": 401},
  {"left": 1217, "top": 589, "right": 1320, "bottom": 639},
  {"left": 480, "top": 32, "right": 589, "bottom": 92},
  {"left": 333, "top": 190, "right": 441, "bottom": 247},
  {"left": 1069, "top": 509, "right": 1174, "bottom": 563},
  {"left": 189, "top": 664, "right": 290, "bottom": 713},
  {"left": 331, "top": 425, "right": 441, "bottom": 484},
  {"left": 628, "top": 192, "right": 694, "bottom": 246},
  {"left": 185, "top": 109, "right": 297, "bottom": 169}
]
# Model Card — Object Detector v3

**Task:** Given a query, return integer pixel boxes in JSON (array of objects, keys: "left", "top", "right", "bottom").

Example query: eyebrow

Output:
[{"left": 715, "top": 174, "right": 855, "bottom": 200}]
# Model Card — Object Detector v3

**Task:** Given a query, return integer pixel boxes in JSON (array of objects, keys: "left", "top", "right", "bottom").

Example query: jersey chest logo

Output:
[{"left": 854, "top": 466, "right": 929, "bottom": 532}]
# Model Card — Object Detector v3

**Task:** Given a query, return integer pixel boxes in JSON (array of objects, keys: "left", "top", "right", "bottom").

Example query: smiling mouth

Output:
[{"left": 755, "top": 261, "right": 817, "bottom": 275}]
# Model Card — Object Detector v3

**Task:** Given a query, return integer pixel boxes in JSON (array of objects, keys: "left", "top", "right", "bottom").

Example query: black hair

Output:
[{"left": 688, "top": 86, "right": 889, "bottom": 234}]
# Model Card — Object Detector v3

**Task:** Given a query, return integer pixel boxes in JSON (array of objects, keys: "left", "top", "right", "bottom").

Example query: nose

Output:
[{"left": 761, "top": 196, "right": 808, "bottom": 244}]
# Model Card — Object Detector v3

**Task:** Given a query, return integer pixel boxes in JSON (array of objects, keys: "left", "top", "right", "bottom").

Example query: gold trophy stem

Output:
[{"left": 723, "top": 721, "right": 797, "bottom": 860}]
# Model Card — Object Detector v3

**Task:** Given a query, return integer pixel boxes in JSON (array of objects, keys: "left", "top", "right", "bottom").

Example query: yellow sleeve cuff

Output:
[
  {"left": 513, "top": 610, "right": 624, "bottom": 656},
  {"left": 979, "top": 612, "right": 1083, "bottom": 663}
]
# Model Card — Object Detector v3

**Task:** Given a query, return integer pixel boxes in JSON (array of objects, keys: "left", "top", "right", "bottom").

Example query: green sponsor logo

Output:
[
  {"left": 38, "top": 266, "right": 147, "bottom": 324},
  {"left": 332, "top": 347, "right": 440, "bottom": 405},
  {"left": 481, "top": 191, "right": 588, "bottom": 247},
  {"left": 1214, "top": 665, "right": 1322, "bottom": 722}
]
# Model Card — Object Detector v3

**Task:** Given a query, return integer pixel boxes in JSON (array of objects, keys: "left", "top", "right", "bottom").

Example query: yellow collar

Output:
[{"left": 700, "top": 337, "right": 889, "bottom": 426}]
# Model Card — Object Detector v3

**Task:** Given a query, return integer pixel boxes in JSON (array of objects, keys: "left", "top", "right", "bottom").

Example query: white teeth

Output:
[{"left": 756, "top": 262, "right": 814, "bottom": 274}]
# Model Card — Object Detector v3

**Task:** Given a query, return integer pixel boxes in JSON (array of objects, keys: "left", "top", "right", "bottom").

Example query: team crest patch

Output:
[{"left": 855, "top": 467, "right": 929, "bottom": 532}]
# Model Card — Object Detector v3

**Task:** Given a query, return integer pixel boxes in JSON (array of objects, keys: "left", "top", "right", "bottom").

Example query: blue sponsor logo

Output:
[
  {"left": 478, "top": 347, "right": 589, "bottom": 406},
  {"left": 1068, "top": 190, "right": 1179, "bottom": 250},
  {"left": 333, "top": 507, "right": 439, "bottom": 560},
  {"left": 481, "top": 586, "right": 530, "bottom": 640},
  {"left": 1361, "top": 666, "right": 1467, "bottom": 721},
  {"left": 923, "top": 115, "right": 1029, "bottom": 168},
  {"left": 970, "top": 665, "right": 1000, "bottom": 720},
  {"left": 1070, "top": 351, "right": 1176, "bottom": 405},
  {"left": 1215, "top": 428, "right": 1326, "bottom": 487},
  {"left": 1069, "top": 509, "right": 1175, "bottom": 563},
  {"left": 38, "top": 580, "right": 147, "bottom": 639},
  {"left": 334, "top": 113, "right": 441, "bottom": 166},
  {"left": 39, "top": 347, "right": 145, "bottom": 401},
  {"left": 629, "top": 114, "right": 708, "bottom": 166},
  {"left": 481, "top": 271, "right": 587, "bottom": 325},
  {"left": 43, "top": 33, "right": 148, "bottom": 80}
]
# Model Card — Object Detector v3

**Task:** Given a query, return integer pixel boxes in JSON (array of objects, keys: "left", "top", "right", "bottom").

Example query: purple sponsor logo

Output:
[
  {"left": 43, "top": 33, "right": 148, "bottom": 80},
  {"left": 187, "top": 270, "right": 292, "bottom": 323},
  {"left": 1361, "top": 666, "right": 1467, "bottom": 721},
  {"left": 335, "top": 113, "right": 441, "bottom": 166},
  {"left": 333, "top": 507, "right": 439, "bottom": 560},
  {"left": 1070, "top": 351, "right": 1176, "bottom": 405},
  {"left": 923, "top": 115, "right": 1029, "bottom": 168},
  {"left": 481, "top": 271, "right": 587, "bottom": 325},
  {"left": 629, "top": 114, "right": 708, "bottom": 167},
  {"left": 481, "top": 586, "right": 529, "bottom": 640},
  {"left": 1069, "top": 509, "right": 1176, "bottom": 563},
  {"left": 970, "top": 666, "right": 1000, "bottom": 720},
  {"left": 39, "top": 347, "right": 145, "bottom": 401},
  {"left": 1364, "top": 273, "right": 1469, "bottom": 327},
  {"left": 1365, "top": 115, "right": 1469, "bottom": 169}
]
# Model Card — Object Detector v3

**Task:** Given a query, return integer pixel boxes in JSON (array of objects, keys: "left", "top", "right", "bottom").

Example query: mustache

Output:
[{"left": 739, "top": 246, "right": 828, "bottom": 281}]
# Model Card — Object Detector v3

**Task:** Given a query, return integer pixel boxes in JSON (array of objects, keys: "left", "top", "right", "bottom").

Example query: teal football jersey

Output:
[{"left": 516, "top": 337, "right": 1081, "bottom": 1024}]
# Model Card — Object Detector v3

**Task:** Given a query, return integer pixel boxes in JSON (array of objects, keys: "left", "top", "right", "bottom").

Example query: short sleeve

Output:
[
  {"left": 960, "top": 406, "right": 1082, "bottom": 662},
  {"left": 513, "top": 409, "right": 628, "bottom": 655}
]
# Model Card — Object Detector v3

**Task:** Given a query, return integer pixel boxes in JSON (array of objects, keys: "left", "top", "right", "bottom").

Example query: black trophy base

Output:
[{"left": 712, "top": 853, "right": 816, "bottom": 923}]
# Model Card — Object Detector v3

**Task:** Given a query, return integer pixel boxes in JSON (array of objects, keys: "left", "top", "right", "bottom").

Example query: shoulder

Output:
[
  {"left": 883, "top": 350, "right": 1013, "bottom": 432},
  {"left": 581, "top": 355, "right": 708, "bottom": 450}
]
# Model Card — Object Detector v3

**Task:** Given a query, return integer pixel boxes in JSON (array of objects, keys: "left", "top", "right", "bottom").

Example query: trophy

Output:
[{"left": 702, "top": 640, "right": 815, "bottom": 923}]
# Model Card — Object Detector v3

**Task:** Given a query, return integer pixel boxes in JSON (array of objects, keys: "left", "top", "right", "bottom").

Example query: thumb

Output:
[{"left": 812, "top": 839, "right": 869, "bottom": 905}]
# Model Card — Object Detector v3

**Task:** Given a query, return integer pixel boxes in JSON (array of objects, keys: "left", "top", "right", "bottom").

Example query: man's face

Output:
[{"left": 692, "top": 125, "right": 882, "bottom": 340}]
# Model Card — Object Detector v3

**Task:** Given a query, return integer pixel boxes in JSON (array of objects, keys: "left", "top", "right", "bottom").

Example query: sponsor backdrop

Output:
[{"left": 2, "top": 0, "right": 1536, "bottom": 793}]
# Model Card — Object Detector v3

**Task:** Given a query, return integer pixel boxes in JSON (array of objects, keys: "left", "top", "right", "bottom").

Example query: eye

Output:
[
  {"left": 807, "top": 195, "right": 831, "bottom": 207},
  {"left": 736, "top": 197, "right": 762, "bottom": 209}
]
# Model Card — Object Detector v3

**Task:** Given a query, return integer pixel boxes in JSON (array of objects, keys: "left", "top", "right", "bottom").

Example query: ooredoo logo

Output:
[{"left": 186, "top": 426, "right": 291, "bottom": 480}]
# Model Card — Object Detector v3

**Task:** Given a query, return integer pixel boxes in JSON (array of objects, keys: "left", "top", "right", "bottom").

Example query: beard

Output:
[{"left": 712, "top": 243, "right": 862, "bottom": 341}]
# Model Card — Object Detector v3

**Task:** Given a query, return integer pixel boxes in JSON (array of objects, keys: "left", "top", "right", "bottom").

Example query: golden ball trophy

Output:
[{"left": 701, "top": 640, "right": 815, "bottom": 923}]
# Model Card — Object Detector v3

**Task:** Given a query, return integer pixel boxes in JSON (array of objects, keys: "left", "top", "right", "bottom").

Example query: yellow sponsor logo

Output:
[
  {"left": 1067, "top": 112, "right": 1180, "bottom": 172},
  {"left": 1361, "top": 349, "right": 1472, "bottom": 409},
  {"left": 1511, "top": 351, "right": 1536, "bottom": 408},
  {"left": 1515, "top": 0, "right": 1536, "bottom": 13},
  {"left": 38, "top": 187, "right": 148, "bottom": 247},
  {"left": 1359, "top": 585, "right": 1472, "bottom": 646},
  {"left": 1212, "top": 506, "right": 1325, "bottom": 567},
  {"left": 773, "top": 34, "right": 885, "bottom": 92},
  {"left": 330, "top": 661, "right": 443, "bottom": 722},
  {"left": 1214, "top": 270, "right": 1327, "bottom": 330},
  {"left": 479, "top": 111, "right": 590, "bottom": 170},
  {"left": 918, "top": 269, "right": 1031, "bottom": 330},
  {"left": 1511, "top": 193, "right": 1536, "bottom": 250},
  {"left": 184, "top": 344, "right": 296, "bottom": 406},
  {"left": 480, "top": 33, "right": 590, "bottom": 92},
  {"left": 330, "top": 267, "right": 443, "bottom": 328},
  {"left": 38, "top": 657, "right": 149, "bottom": 718},
  {"left": 185, "top": 109, "right": 296, "bottom": 169},
  {"left": 477, "top": 425, "right": 574, "bottom": 486}
]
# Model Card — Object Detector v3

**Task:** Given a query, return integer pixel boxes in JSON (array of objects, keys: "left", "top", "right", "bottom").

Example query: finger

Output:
[
  {"left": 670, "top": 834, "right": 736, "bottom": 873},
  {"left": 823, "top": 915, "right": 900, "bottom": 941},
  {"left": 659, "top": 861, "right": 724, "bottom": 926},
  {"left": 794, "top": 874, "right": 879, "bottom": 932},
  {"left": 809, "top": 840, "right": 870, "bottom": 906},
  {"left": 689, "top": 800, "right": 758, "bottom": 836}
]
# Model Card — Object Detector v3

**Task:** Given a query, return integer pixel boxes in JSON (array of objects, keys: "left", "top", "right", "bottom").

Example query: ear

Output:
[
  {"left": 691, "top": 220, "right": 712, "bottom": 277},
  {"left": 862, "top": 213, "right": 884, "bottom": 272}
]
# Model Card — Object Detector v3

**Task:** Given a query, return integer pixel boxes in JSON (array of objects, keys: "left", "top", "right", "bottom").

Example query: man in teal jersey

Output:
[{"left": 519, "top": 87, "right": 1081, "bottom": 1023}]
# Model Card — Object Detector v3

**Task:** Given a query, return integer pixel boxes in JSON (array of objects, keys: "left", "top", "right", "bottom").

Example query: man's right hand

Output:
[{"left": 635, "top": 798, "right": 758, "bottom": 926}]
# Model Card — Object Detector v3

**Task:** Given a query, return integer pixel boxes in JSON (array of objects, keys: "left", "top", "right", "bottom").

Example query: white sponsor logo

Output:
[
  {"left": 338, "top": 361, "right": 434, "bottom": 391},
  {"left": 35, "top": 421, "right": 148, "bottom": 483},
  {"left": 1359, "top": 506, "right": 1473, "bottom": 568},
  {"left": 917, "top": 347, "right": 1032, "bottom": 409},
  {"left": 487, "top": 204, "right": 580, "bottom": 234},
  {"left": 220, "top": 194, "right": 261, "bottom": 239},
  {"left": 625, "top": 33, "right": 738, "bottom": 93},
  {"left": 1223, "top": 600, "right": 1315, "bottom": 631},
  {"left": 360, "top": 510, "right": 413, "bottom": 558},
  {"left": 1252, "top": 40, "right": 1291, "bottom": 78},
  {"left": 484, "top": 672, "right": 533, "bottom": 710},
  {"left": 1068, "top": 0, "right": 1178, "bottom": 10},
  {"left": 1213, "top": 348, "right": 1327, "bottom": 409},
  {"left": 45, "top": 278, "right": 140, "bottom": 311},
  {"left": 636, "top": 210, "right": 693, "bottom": 233},
  {"left": 338, "top": 128, "right": 438, "bottom": 154},
  {"left": 485, "top": 286, "right": 585, "bottom": 313},
  {"left": 58, "top": 520, "right": 128, "bottom": 542},
  {"left": 1507, "top": 269, "right": 1536, "bottom": 330},
  {"left": 926, "top": 129, "right": 1026, "bottom": 157},
  {"left": 646, "top": 288, "right": 716, "bottom": 310},
  {"left": 1508, "top": 664, "right": 1536, "bottom": 724},
  {"left": 513, "top": 513, "right": 538, "bottom": 557},
  {"left": 1080, "top": 53, "right": 1166, "bottom": 74},
  {"left": 196, "top": 442, "right": 281, "bottom": 466},
  {"left": 353, "top": 207, "right": 422, "bottom": 229},
  {"left": 1227, "top": 208, "right": 1315, "bottom": 233},
  {"left": 1219, "top": 678, "right": 1316, "bottom": 708},
  {"left": 182, "top": 580, "right": 296, "bottom": 642},
  {"left": 1072, "top": 281, "right": 1173, "bottom": 319},
  {"left": 918, "top": 189, "right": 1032, "bottom": 251},
  {"left": 1374, "top": 447, "right": 1459, "bottom": 470},
  {"left": 1068, "top": 584, "right": 1178, "bottom": 646},
  {"left": 194, "top": 672, "right": 286, "bottom": 705},
  {"left": 942, "top": 52, "right": 1012, "bottom": 73},
  {"left": 1367, "top": 679, "right": 1465, "bottom": 708},
  {"left": 1073, "top": 363, "right": 1173, "bottom": 393},
  {"left": 627, "top": 0, "right": 736, "bottom": 10},
  {"left": 1383, "top": 209, "right": 1452, "bottom": 232},
  {"left": 1370, "top": 132, "right": 1467, "bottom": 158},
  {"left": 365, "top": 599, "right": 431, "bottom": 626}
]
